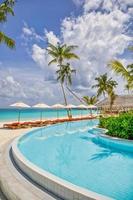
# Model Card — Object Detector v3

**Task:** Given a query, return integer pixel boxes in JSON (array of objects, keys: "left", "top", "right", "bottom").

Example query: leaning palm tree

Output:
[
  {"left": 92, "top": 73, "right": 118, "bottom": 98},
  {"left": 108, "top": 61, "right": 133, "bottom": 92},
  {"left": 56, "top": 63, "right": 76, "bottom": 86},
  {"left": 56, "top": 63, "right": 76, "bottom": 117},
  {"left": 47, "top": 42, "right": 79, "bottom": 117},
  {"left": 0, "top": 0, "right": 15, "bottom": 48},
  {"left": 83, "top": 95, "right": 97, "bottom": 105}
]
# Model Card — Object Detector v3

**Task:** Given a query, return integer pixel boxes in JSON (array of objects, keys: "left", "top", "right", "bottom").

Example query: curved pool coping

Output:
[
  {"left": 11, "top": 122, "right": 132, "bottom": 200},
  {"left": 95, "top": 127, "right": 133, "bottom": 153}
]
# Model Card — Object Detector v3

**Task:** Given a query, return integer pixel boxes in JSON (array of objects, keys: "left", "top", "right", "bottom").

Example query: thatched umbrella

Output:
[
  {"left": 65, "top": 104, "right": 77, "bottom": 118},
  {"left": 87, "top": 105, "right": 97, "bottom": 115},
  {"left": 10, "top": 102, "right": 30, "bottom": 122},
  {"left": 51, "top": 104, "right": 65, "bottom": 119},
  {"left": 33, "top": 103, "right": 50, "bottom": 121},
  {"left": 77, "top": 104, "right": 88, "bottom": 117}
]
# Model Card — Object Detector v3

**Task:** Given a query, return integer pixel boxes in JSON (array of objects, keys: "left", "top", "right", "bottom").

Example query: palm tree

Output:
[
  {"left": 56, "top": 63, "right": 76, "bottom": 86},
  {"left": 47, "top": 42, "right": 79, "bottom": 117},
  {"left": 83, "top": 95, "right": 97, "bottom": 105},
  {"left": 56, "top": 63, "right": 76, "bottom": 117},
  {"left": 107, "top": 88, "right": 116, "bottom": 111},
  {"left": 47, "top": 43, "right": 79, "bottom": 66},
  {"left": 108, "top": 61, "right": 133, "bottom": 92},
  {"left": 92, "top": 73, "right": 118, "bottom": 98},
  {"left": 0, "top": 0, "right": 15, "bottom": 48}
]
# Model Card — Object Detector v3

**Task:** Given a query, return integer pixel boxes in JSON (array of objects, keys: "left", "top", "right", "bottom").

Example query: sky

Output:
[{"left": 0, "top": 0, "right": 133, "bottom": 107}]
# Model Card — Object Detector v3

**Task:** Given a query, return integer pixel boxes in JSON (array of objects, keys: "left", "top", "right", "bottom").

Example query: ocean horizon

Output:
[{"left": 0, "top": 108, "right": 96, "bottom": 122}]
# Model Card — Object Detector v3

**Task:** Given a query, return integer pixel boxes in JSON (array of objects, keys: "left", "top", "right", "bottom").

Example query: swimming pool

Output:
[{"left": 12, "top": 119, "right": 133, "bottom": 200}]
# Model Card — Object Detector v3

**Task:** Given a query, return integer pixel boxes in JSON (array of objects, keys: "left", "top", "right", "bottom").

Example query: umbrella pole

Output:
[
  {"left": 18, "top": 110, "right": 21, "bottom": 123},
  {"left": 40, "top": 110, "right": 43, "bottom": 121},
  {"left": 90, "top": 108, "right": 92, "bottom": 116},
  {"left": 57, "top": 109, "right": 59, "bottom": 119}
]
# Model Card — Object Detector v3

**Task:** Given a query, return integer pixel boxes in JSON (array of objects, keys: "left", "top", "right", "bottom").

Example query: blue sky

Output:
[
  {"left": 0, "top": 0, "right": 133, "bottom": 107},
  {"left": 0, "top": 0, "right": 80, "bottom": 62}
]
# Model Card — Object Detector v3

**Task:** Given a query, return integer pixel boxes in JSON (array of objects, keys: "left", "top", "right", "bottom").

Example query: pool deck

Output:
[{"left": 0, "top": 122, "right": 62, "bottom": 200}]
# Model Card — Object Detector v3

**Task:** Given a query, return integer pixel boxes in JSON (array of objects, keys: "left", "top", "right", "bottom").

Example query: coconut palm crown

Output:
[
  {"left": 47, "top": 42, "right": 79, "bottom": 66},
  {"left": 92, "top": 73, "right": 118, "bottom": 98},
  {"left": 0, "top": 0, "right": 15, "bottom": 48},
  {"left": 56, "top": 63, "right": 76, "bottom": 86},
  {"left": 83, "top": 96, "right": 98, "bottom": 105},
  {"left": 108, "top": 60, "right": 133, "bottom": 91}
]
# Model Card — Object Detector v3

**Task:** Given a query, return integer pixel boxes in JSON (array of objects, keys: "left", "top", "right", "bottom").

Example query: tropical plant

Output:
[
  {"left": 47, "top": 43, "right": 79, "bottom": 66},
  {"left": 92, "top": 73, "right": 118, "bottom": 98},
  {"left": 108, "top": 61, "right": 133, "bottom": 92},
  {"left": 56, "top": 63, "right": 76, "bottom": 86},
  {"left": 99, "top": 112, "right": 133, "bottom": 140},
  {"left": 82, "top": 95, "right": 97, "bottom": 105},
  {"left": 0, "top": 0, "right": 15, "bottom": 48},
  {"left": 47, "top": 42, "right": 79, "bottom": 117}
]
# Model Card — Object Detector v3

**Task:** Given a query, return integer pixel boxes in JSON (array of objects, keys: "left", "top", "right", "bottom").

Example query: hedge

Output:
[{"left": 99, "top": 112, "right": 133, "bottom": 140}]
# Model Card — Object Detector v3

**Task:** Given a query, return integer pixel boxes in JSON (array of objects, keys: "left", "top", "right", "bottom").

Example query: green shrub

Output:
[{"left": 99, "top": 112, "right": 133, "bottom": 140}]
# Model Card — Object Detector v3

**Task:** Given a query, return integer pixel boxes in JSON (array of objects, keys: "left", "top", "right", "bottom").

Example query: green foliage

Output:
[
  {"left": 56, "top": 63, "right": 76, "bottom": 85},
  {"left": 99, "top": 112, "right": 133, "bottom": 140},
  {"left": 0, "top": 0, "right": 15, "bottom": 48},
  {"left": 82, "top": 95, "right": 98, "bottom": 105},
  {"left": 108, "top": 60, "right": 133, "bottom": 91},
  {"left": 47, "top": 43, "right": 79, "bottom": 66},
  {"left": 92, "top": 73, "right": 118, "bottom": 98}
]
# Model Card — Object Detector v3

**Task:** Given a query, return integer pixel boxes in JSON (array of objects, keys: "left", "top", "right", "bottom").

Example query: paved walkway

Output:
[
  {"left": 0, "top": 190, "right": 7, "bottom": 200},
  {"left": 0, "top": 122, "right": 64, "bottom": 200},
  {"left": 0, "top": 123, "right": 33, "bottom": 200}
]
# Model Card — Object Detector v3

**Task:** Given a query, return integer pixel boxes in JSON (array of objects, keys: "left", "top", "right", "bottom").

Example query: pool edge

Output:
[{"left": 11, "top": 127, "right": 113, "bottom": 200}]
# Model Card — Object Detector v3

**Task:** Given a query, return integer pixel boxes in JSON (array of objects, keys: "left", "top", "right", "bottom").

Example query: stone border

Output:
[
  {"left": 11, "top": 126, "right": 112, "bottom": 200},
  {"left": 0, "top": 141, "right": 60, "bottom": 200},
  {"left": 95, "top": 127, "right": 133, "bottom": 153}
]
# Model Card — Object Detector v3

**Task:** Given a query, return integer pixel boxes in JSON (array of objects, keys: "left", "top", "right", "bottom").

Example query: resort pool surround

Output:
[{"left": 11, "top": 119, "right": 133, "bottom": 200}]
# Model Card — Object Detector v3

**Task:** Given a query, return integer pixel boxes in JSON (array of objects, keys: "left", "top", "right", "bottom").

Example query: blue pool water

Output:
[
  {"left": 0, "top": 108, "right": 96, "bottom": 122},
  {"left": 18, "top": 119, "right": 133, "bottom": 200}
]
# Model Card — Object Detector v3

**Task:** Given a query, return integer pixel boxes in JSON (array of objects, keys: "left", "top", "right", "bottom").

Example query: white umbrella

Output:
[
  {"left": 87, "top": 105, "right": 97, "bottom": 115},
  {"left": 65, "top": 104, "right": 77, "bottom": 108},
  {"left": 51, "top": 104, "right": 65, "bottom": 109},
  {"left": 87, "top": 105, "right": 97, "bottom": 109},
  {"left": 51, "top": 104, "right": 65, "bottom": 119},
  {"left": 33, "top": 103, "right": 50, "bottom": 121},
  {"left": 65, "top": 104, "right": 77, "bottom": 119},
  {"left": 76, "top": 104, "right": 88, "bottom": 117},
  {"left": 10, "top": 102, "right": 30, "bottom": 122},
  {"left": 33, "top": 103, "right": 50, "bottom": 108},
  {"left": 77, "top": 104, "right": 88, "bottom": 109}
]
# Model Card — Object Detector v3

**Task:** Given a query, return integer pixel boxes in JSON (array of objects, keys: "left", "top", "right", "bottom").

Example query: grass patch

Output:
[{"left": 99, "top": 112, "right": 133, "bottom": 140}]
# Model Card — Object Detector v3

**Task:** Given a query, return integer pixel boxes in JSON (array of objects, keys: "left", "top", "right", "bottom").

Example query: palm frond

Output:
[
  {"left": 0, "top": 31, "right": 15, "bottom": 48},
  {"left": 48, "top": 58, "right": 57, "bottom": 66},
  {"left": 63, "top": 53, "right": 79, "bottom": 60},
  {"left": 47, "top": 43, "right": 58, "bottom": 52},
  {"left": 108, "top": 60, "right": 129, "bottom": 79}
]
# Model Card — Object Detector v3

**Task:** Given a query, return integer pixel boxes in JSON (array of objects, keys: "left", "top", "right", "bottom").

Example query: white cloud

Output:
[
  {"left": 45, "top": 30, "right": 60, "bottom": 45},
  {"left": 22, "top": 22, "right": 44, "bottom": 45},
  {"left": 0, "top": 74, "right": 26, "bottom": 99},
  {"left": 21, "top": 0, "right": 133, "bottom": 103}
]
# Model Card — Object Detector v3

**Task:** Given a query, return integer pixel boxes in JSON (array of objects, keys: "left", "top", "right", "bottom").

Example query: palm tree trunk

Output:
[
  {"left": 58, "top": 61, "right": 70, "bottom": 118},
  {"left": 66, "top": 86, "right": 85, "bottom": 104},
  {"left": 60, "top": 82, "right": 70, "bottom": 118}
]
